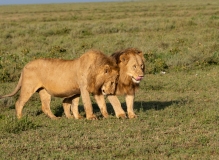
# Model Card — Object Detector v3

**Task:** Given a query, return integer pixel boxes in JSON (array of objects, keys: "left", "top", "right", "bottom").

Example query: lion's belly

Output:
[
  {"left": 44, "top": 82, "right": 81, "bottom": 98},
  {"left": 46, "top": 87, "right": 81, "bottom": 98},
  {"left": 39, "top": 68, "right": 81, "bottom": 98}
]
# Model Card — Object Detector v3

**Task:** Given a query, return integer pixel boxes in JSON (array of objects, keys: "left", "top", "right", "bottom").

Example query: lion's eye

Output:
[
  {"left": 141, "top": 64, "right": 144, "bottom": 69},
  {"left": 133, "top": 65, "right": 137, "bottom": 69}
]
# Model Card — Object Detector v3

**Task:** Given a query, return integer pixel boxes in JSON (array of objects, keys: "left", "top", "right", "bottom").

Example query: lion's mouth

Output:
[{"left": 132, "top": 76, "right": 144, "bottom": 84}]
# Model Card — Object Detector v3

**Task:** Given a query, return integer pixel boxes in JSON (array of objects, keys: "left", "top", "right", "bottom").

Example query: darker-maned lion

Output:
[
  {"left": 107, "top": 48, "right": 145, "bottom": 118},
  {"left": 0, "top": 50, "right": 119, "bottom": 120},
  {"left": 64, "top": 48, "right": 145, "bottom": 119}
]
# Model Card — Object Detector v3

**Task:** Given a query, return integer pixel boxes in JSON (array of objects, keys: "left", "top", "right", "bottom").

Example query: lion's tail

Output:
[{"left": 0, "top": 73, "right": 22, "bottom": 99}]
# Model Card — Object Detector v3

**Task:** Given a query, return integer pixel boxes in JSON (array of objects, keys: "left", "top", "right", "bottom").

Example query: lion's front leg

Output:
[
  {"left": 94, "top": 94, "right": 109, "bottom": 118},
  {"left": 125, "top": 94, "right": 137, "bottom": 119},
  {"left": 107, "top": 95, "right": 126, "bottom": 118},
  {"left": 80, "top": 87, "right": 97, "bottom": 120}
]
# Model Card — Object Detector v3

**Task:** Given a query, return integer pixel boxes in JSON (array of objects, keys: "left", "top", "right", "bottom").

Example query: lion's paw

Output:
[
  {"left": 102, "top": 113, "right": 109, "bottom": 118},
  {"left": 87, "top": 114, "right": 98, "bottom": 120},
  {"left": 75, "top": 115, "right": 83, "bottom": 119},
  {"left": 117, "top": 113, "right": 127, "bottom": 119},
  {"left": 128, "top": 113, "right": 137, "bottom": 119},
  {"left": 17, "top": 114, "right": 22, "bottom": 119},
  {"left": 66, "top": 115, "right": 74, "bottom": 119},
  {"left": 51, "top": 116, "right": 61, "bottom": 120}
]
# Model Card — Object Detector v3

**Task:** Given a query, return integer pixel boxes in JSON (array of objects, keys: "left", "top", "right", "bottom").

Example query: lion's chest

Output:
[{"left": 116, "top": 82, "right": 136, "bottom": 95}]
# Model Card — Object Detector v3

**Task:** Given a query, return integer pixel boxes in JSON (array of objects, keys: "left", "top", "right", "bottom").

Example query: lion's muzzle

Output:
[{"left": 132, "top": 75, "right": 144, "bottom": 84}]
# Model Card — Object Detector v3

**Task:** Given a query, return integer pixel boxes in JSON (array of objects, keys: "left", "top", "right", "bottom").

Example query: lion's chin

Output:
[{"left": 132, "top": 77, "right": 141, "bottom": 84}]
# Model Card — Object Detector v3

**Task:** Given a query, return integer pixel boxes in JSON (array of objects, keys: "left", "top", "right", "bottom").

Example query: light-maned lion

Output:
[
  {"left": 63, "top": 48, "right": 145, "bottom": 119},
  {"left": 0, "top": 50, "right": 119, "bottom": 120}
]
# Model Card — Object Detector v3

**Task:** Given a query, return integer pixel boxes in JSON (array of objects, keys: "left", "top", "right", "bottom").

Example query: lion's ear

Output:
[
  {"left": 104, "top": 64, "right": 110, "bottom": 74},
  {"left": 119, "top": 54, "right": 129, "bottom": 64}
]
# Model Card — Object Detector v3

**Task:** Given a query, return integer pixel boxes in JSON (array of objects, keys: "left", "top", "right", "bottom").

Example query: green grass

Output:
[{"left": 0, "top": 0, "right": 219, "bottom": 159}]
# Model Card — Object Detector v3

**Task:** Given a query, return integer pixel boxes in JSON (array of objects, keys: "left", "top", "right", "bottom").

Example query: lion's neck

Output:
[{"left": 116, "top": 72, "right": 139, "bottom": 95}]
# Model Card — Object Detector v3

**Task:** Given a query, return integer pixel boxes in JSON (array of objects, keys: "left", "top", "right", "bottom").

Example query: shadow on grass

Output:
[
  {"left": 132, "top": 100, "right": 180, "bottom": 111},
  {"left": 6, "top": 100, "right": 182, "bottom": 118},
  {"left": 53, "top": 106, "right": 64, "bottom": 117},
  {"left": 82, "top": 100, "right": 182, "bottom": 117},
  {"left": 105, "top": 100, "right": 181, "bottom": 116}
]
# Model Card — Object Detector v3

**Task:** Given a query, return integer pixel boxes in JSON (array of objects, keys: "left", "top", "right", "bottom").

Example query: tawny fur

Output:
[
  {"left": 0, "top": 50, "right": 119, "bottom": 120},
  {"left": 64, "top": 48, "right": 145, "bottom": 119},
  {"left": 108, "top": 48, "right": 145, "bottom": 118}
]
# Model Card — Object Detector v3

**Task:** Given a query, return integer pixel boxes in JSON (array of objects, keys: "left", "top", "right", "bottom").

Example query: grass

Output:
[{"left": 0, "top": 0, "right": 219, "bottom": 159}]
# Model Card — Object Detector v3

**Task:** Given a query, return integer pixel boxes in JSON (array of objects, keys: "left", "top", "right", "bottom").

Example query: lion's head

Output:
[
  {"left": 98, "top": 65, "right": 119, "bottom": 95},
  {"left": 111, "top": 48, "right": 145, "bottom": 86},
  {"left": 86, "top": 51, "right": 119, "bottom": 95}
]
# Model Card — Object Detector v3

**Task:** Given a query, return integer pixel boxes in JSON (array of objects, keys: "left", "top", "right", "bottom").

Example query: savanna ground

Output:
[{"left": 0, "top": 0, "right": 219, "bottom": 159}]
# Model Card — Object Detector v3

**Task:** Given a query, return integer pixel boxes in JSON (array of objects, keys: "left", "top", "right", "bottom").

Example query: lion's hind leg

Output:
[
  {"left": 71, "top": 95, "right": 83, "bottom": 119},
  {"left": 63, "top": 97, "right": 74, "bottom": 119},
  {"left": 39, "top": 89, "right": 57, "bottom": 119},
  {"left": 63, "top": 95, "right": 82, "bottom": 119},
  {"left": 15, "top": 85, "right": 37, "bottom": 119}
]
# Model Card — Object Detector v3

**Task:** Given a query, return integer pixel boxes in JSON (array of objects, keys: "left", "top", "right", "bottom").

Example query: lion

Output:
[
  {"left": 0, "top": 50, "right": 119, "bottom": 120},
  {"left": 63, "top": 48, "right": 145, "bottom": 119}
]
